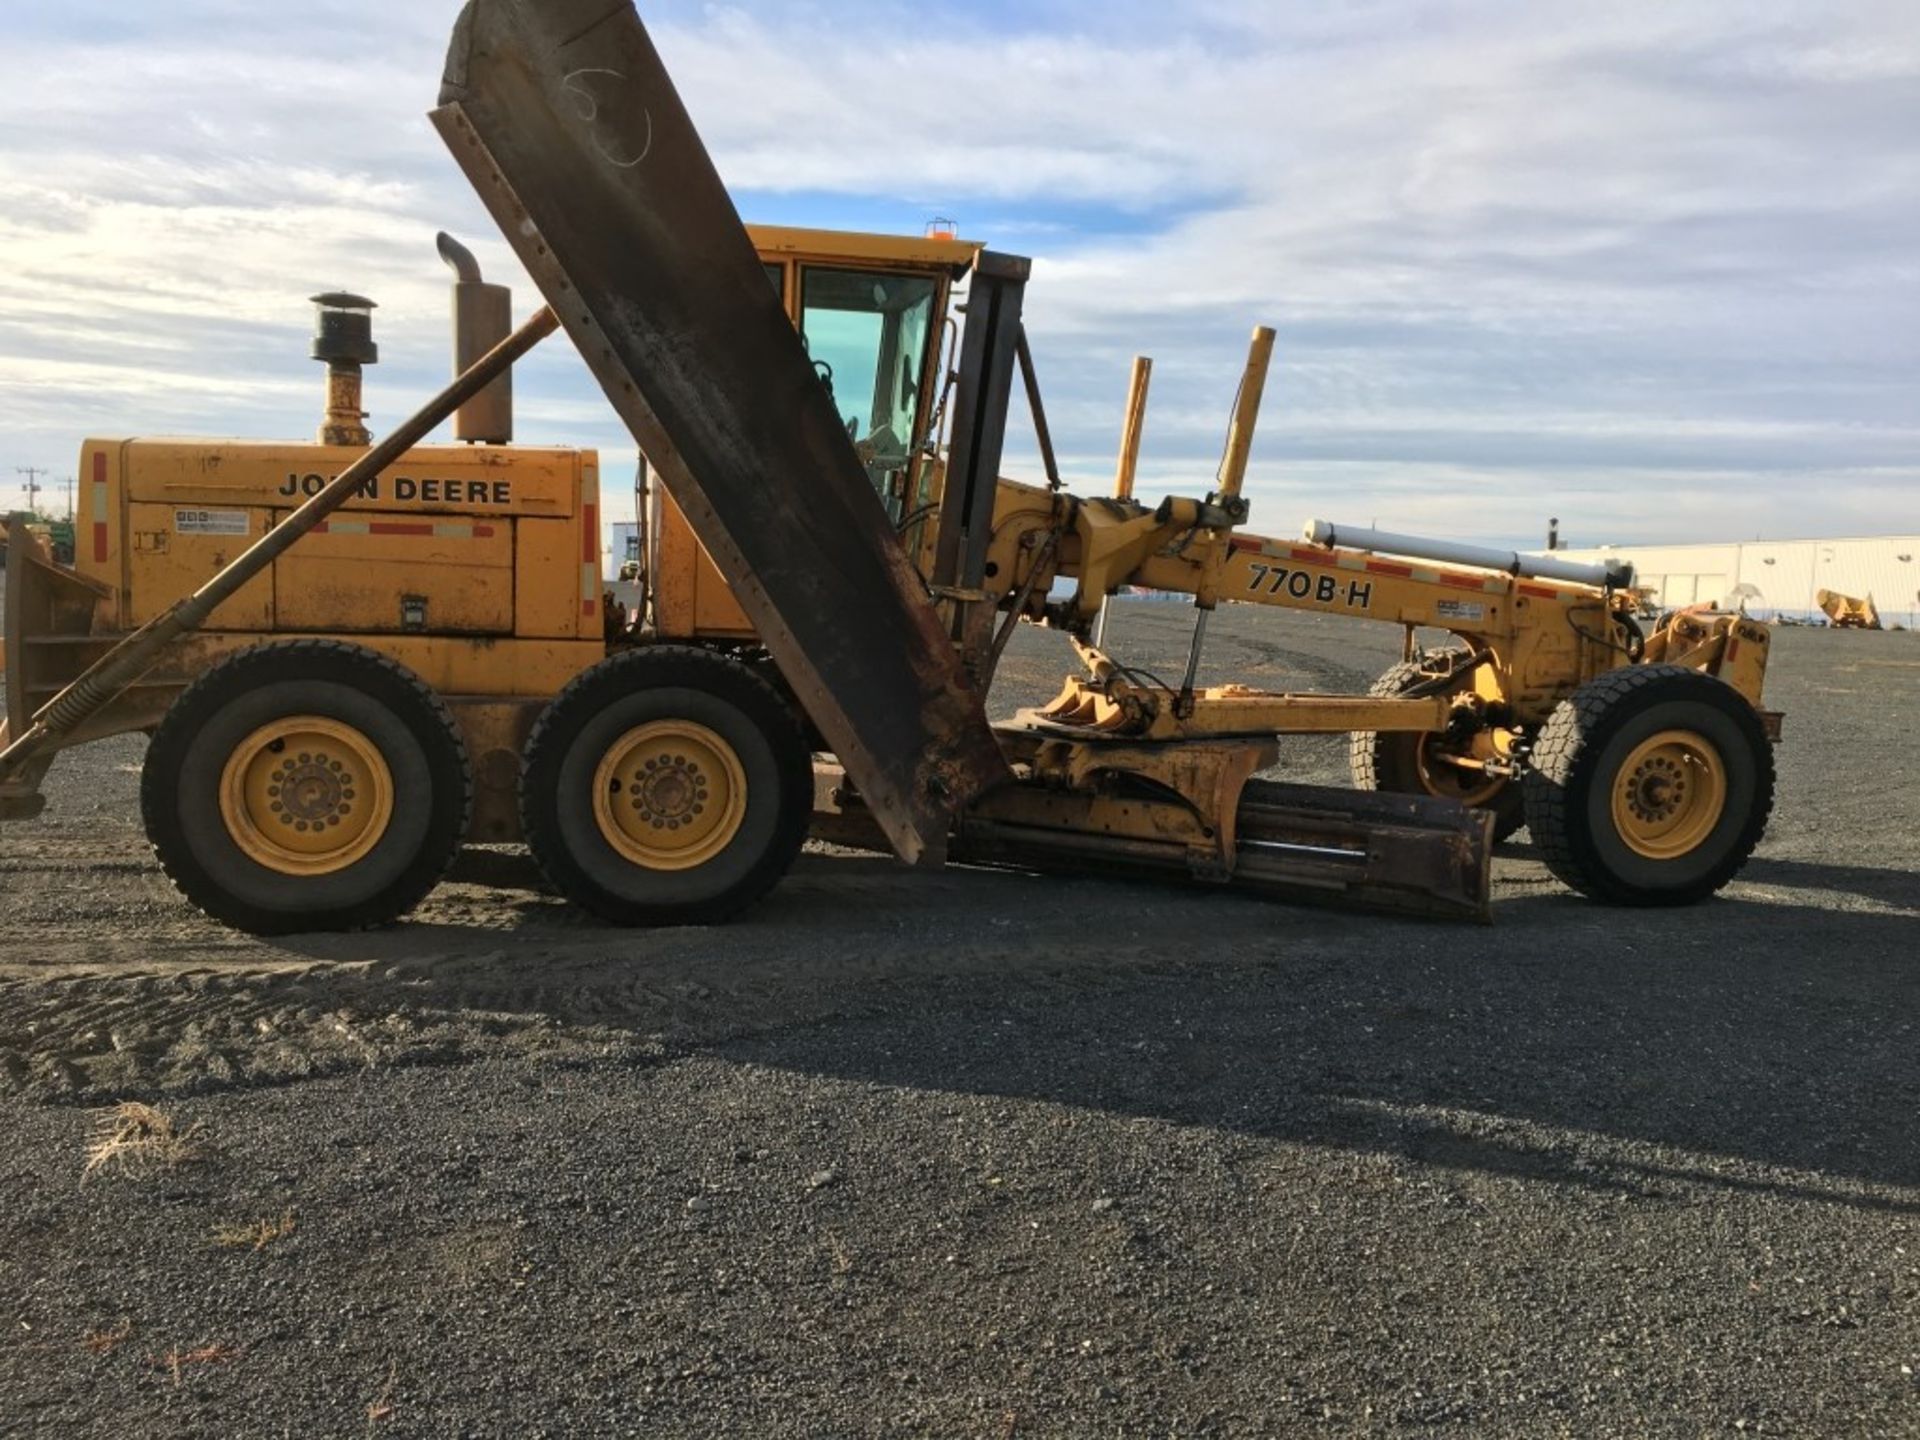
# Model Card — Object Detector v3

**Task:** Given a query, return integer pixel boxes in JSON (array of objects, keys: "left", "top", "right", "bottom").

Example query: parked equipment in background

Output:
[
  {"left": 0, "top": 520, "right": 73, "bottom": 570},
  {"left": 0, "top": 0, "right": 1784, "bottom": 935},
  {"left": 1818, "top": 590, "right": 1882, "bottom": 630}
]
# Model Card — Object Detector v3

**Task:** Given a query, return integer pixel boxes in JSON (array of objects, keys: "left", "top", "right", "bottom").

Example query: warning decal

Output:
[{"left": 175, "top": 509, "right": 251, "bottom": 537}]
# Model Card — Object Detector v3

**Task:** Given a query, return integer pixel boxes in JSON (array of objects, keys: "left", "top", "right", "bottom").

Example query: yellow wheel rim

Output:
[
  {"left": 592, "top": 720, "right": 749, "bottom": 872},
  {"left": 219, "top": 717, "right": 395, "bottom": 876},
  {"left": 1611, "top": 729, "right": 1728, "bottom": 860}
]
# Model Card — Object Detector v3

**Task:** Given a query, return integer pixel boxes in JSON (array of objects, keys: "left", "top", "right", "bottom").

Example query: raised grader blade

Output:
[{"left": 435, "top": 0, "right": 1006, "bottom": 867}]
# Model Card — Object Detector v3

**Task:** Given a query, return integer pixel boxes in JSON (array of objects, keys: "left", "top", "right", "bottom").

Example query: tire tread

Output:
[
  {"left": 142, "top": 640, "right": 471, "bottom": 935},
  {"left": 520, "top": 645, "right": 812, "bottom": 926},
  {"left": 1522, "top": 663, "right": 1775, "bottom": 906}
]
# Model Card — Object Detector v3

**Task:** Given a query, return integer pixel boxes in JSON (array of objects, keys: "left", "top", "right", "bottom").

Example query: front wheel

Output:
[
  {"left": 520, "top": 647, "right": 813, "bottom": 926},
  {"left": 1521, "top": 665, "right": 1774, "bottom": 906}
]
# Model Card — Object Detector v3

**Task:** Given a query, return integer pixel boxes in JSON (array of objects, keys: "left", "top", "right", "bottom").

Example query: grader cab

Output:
[{"left": 0, "top": 0, "right": 1782, "bottom": 936}]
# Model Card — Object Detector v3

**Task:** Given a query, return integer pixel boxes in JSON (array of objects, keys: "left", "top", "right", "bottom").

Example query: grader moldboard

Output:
[{"left": 0, "top": 0, "right": 1781, "bottom": 936}]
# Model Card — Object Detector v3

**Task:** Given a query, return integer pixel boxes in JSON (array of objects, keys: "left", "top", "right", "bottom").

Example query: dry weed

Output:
[
  {"left": 825, "top": 1233, "right": 855, "bottom": 1276},
  {"left": 148, "top": 1342, "right": 240, "bottom": 1388},
  {"left": 82, "top": 1321, "right": 135, "bottom": 1356},
  {"left": 14, "top": 1320, "right": 137, "bottom": 1359},
  {"left": 83, "top": 1103, "right": 205, "bottom": 1180},
  {"left": 212, "top": 1211, "right": 297, "bottom": 1252},
  {"left": 365, "top": 1360, "right": 399, "bottom": 1433}
]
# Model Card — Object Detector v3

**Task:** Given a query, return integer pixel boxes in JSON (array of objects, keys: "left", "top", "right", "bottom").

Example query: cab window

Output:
[{"left": 800, "top": 267, "right": 938, "bottom": 503}]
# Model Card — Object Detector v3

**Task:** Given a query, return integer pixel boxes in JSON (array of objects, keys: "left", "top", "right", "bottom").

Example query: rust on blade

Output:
[
  {"left": 1234, "top": 784, "right": 1494, "bottom": 923},
  {"left": 436, "top": 0, "right": 1008, "bottom": 864}
]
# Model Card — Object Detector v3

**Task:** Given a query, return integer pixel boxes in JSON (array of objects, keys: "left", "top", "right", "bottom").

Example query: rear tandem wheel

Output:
[
  {"left": 141, "top": 641, "right": 472, "bottom": 935},
  {"left": 520, "top": 646, "right": 813, "bottom": 926}
]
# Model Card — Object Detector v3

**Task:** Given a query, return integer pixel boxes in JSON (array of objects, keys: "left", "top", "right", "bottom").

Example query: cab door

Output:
[
  {"left": 797, "top": 266, "right": 941, "bottom": 523},
  {"left": 650, "top": 255, "right": 948, "bottom": 640}
]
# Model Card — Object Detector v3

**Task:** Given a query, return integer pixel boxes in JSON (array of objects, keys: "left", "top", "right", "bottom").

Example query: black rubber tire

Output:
[
  {"left": 141, "top": 641, "right": 471, "bottom": 936},
  {"left": 1350, "top": 657, "right": 1526, "bottom": 842},
  {"left": 1522, "top": 664, "right": 1775, "bottom": 906},
  {"left": 520, "top": 646, "right": 813, "bottom": 926}
]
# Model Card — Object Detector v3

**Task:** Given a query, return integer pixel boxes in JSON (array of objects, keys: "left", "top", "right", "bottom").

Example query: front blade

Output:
[
  {"left": 436, "top": 0, "right": 1008, "bottom": 864},
  {"left": 1233, "top": 783, "right": 1494, "bottom": 923}
]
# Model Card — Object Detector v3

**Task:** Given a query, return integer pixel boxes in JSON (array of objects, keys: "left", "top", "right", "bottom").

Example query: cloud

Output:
[{"left": 0, "top": 0, "right": 1916, "bottom": 550}]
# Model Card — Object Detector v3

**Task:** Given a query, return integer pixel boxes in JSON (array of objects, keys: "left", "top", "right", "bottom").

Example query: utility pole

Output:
[
  {"left": 14, "top": 467, "right": 48, "bottom": 516},
  {"left": 64, "top": 477, "right": 75, "bottom": 522}
]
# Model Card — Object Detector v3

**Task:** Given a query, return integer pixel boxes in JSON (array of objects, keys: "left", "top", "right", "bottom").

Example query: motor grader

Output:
[{"left": 0, "top": 0, "right": 1780, "bottom": 936}]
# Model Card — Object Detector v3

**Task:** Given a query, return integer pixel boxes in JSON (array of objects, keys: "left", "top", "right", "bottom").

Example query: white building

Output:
[{"left": 1548, "top": 534, "right": 1920, "bottom": 625}]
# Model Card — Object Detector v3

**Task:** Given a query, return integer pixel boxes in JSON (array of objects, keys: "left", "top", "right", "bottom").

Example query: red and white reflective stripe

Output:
[
  {"left": 580, "top": 500, "right": 599, "bottom": 618},
  {"left": 91, "top": 450, "right": 110, "bottom": 563},
  {"left": 1234, "top": 541, "right": 1510, "bottom": 595},
  {"left": 310, "top": 520, "right": 498, "bottom": 540}
]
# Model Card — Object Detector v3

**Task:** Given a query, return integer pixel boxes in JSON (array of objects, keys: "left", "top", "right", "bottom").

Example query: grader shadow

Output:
[
  {"left": 250, "top": 846, "right": 1920, "bottom": 1210},
  {"left": 715, "top": 880, "right": 1920, "bottom": 1210}
]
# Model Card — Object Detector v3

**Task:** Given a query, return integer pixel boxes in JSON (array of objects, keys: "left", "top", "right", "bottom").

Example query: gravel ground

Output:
[{"left": 2, "top": 599, "right": 1918, "bottom": 1437}]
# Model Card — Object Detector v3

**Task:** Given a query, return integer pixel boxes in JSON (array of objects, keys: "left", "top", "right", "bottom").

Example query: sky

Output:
[{"left": 1, "top": 0, "right": 1916, "bottom": 549}]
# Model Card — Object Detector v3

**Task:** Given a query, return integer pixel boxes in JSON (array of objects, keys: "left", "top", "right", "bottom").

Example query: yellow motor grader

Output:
[
  {"left": 1818, "top": 590, "right": 1882, "bottom": 630},
  {"left": 0, "top": 0, "right": 1780, "bottom": 935}
]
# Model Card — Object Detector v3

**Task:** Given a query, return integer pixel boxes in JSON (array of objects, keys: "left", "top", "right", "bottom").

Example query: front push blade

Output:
[{"left": 434, "top": 1, "right": 1009, "bottom": 865}]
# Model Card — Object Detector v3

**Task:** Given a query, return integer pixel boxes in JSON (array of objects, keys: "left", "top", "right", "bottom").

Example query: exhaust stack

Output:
[
  {"left": 311, "top": 292, "right": 378, "bottom": 448},
  {"left": 438, "top": 232, "right": 514, "bottom": 444}
]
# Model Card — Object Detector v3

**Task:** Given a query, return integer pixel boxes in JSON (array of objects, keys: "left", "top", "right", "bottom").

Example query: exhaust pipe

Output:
[
  {"left": 311, "top": 292, "right": 378, "bottom": 448},
  {"left": 438, "top": 232, "right": 514, "bottom": 444}
]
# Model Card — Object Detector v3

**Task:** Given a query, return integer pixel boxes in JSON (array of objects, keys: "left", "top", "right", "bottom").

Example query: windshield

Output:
[{"left": 800, "top": 266, "right": 938, "bottom": 509}]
